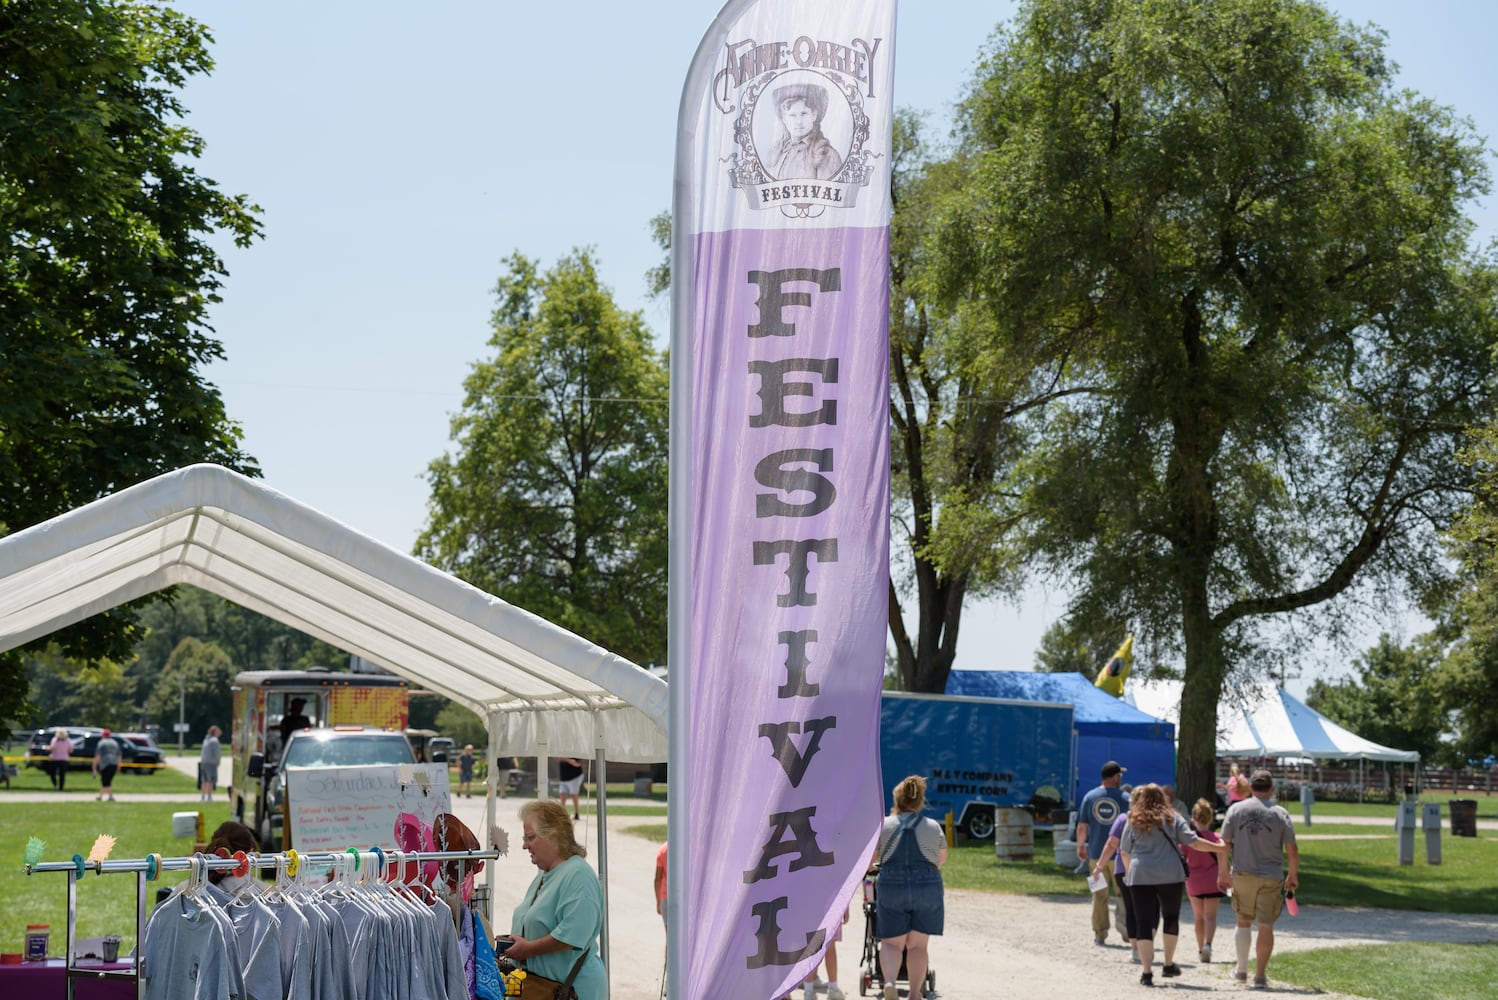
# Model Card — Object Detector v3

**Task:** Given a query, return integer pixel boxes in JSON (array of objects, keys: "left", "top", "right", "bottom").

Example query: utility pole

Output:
[{"left": 178, "top": 675, "right": 186, "bottom": 756}]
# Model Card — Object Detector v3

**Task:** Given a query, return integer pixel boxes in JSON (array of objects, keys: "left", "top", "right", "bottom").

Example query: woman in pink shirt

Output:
[
  {"left": 1183, "top": 798, "right": 1226, "bottom": 963},
  {"left": 47, "top": 727, "right": 74, "bottom": 791}
]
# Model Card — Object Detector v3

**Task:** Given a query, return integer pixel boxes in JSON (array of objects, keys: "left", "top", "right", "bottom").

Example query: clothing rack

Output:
[{"left": 25, "top": 846, "right": 503, "bottom": 1000}]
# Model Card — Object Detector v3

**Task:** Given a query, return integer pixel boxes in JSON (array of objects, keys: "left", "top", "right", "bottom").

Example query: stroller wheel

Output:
[{"left": 860, "top": 971, "right": 871, "bottom": 995}]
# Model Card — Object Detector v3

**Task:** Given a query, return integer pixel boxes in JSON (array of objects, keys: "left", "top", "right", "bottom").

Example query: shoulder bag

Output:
[
  {"left": 1161, "top": 821, "right": 1191, "bottom": 879},
  {"left": 497, "top": 871, "right": 594, "bottom": 999},
  {"left": 497, "top": 951, "right": 588, "bottom": 1000}
]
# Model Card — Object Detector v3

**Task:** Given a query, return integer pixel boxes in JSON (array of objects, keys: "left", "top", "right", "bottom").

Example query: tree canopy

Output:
[
  {"left": 1, "top": 0, "right": 262, "bottom": 726},
  {"left": 934, "top": 0, "right": 1498, "bottom": 801},
  {"left": 417, "top": 250, "right": 669, "bottom": 667}
]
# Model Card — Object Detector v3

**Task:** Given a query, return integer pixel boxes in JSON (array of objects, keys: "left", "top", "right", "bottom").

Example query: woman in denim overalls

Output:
[{"left": 874, "top": 775, "right": 946, "bottom": 1000}]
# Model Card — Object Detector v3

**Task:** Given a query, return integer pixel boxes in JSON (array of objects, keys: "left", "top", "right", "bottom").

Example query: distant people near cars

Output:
[
  {"left": 200, "top": 725, "right": 222, "bottom": 801},
  {"left": 558, "top": 756, "right": 585, "bottom": 820},
  {"left": 1220, "top": 769, "right": 1299, "bottom": 989},
  {"left": 278, "top": 698, "right": 312, "bottom": 746},
  {"left": 875, "top": 774, "right": 946, "bottom": 1000},
  {"left": 1077, "top": 760, "right": 1130, "bottom": 945},
  {"left": 93, "top": 728, "right": 122, "bottom": 801},
  {"left": 458, "top": 744, "right": 476, "bottom": 798},
  {"left": 47, "top": 727, "right": 74, "bottom": 790}
]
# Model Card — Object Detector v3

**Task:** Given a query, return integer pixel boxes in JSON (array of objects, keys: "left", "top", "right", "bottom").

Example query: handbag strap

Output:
[{"left": 879, "top": 812, "right": 919, "bottom": 864}]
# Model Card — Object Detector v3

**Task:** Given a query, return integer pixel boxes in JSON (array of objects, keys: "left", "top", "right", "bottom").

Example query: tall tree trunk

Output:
[{"left": 1176, "top": 585, "right": 1226, "bottom": 808}]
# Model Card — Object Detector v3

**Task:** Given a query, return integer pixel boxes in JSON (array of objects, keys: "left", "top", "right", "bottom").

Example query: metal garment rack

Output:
[{"left": 25, "top": 846, "right": 502, "bottom": 1000}]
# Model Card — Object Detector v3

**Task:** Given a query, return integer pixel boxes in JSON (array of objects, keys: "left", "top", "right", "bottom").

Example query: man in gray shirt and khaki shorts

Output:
[{"left": 1219, "top": 768, "right": 1300, "bottom": 988}]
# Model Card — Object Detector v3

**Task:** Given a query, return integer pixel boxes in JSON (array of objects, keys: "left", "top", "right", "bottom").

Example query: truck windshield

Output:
[{"left": 283, "top": 734, "right": 414, "bottom": 768}]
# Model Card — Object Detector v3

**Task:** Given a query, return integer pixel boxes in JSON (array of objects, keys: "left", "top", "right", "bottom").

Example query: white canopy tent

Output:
[
  {"left": 0, "top": 463, "right": 668, "bottom": 987},
  {"left": 1125, "top": 678, "right": 1418, "bottom": 763}
]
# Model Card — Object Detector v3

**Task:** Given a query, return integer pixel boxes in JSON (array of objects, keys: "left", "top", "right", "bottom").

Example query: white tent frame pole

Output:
[
  {"left": 595, "top": 740, "right": 611, "bottom": 999},
  {"left": 485, "top": 709, "right": 501, "bottom": 925}
]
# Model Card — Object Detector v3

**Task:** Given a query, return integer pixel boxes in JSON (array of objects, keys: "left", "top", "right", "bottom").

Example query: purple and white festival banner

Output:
[{"left": 668, "top": 2, "right": 896, "bottom": 997}]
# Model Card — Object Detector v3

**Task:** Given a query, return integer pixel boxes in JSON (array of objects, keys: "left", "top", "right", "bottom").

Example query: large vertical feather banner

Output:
[{"left": 668, "top": 2, "right": 897, "bottom": 997}]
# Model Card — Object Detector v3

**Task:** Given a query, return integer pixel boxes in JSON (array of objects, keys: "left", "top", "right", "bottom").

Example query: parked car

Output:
[
  {"left": 25, "top": 727, "right": 165, "bottom": 774},
  {"left": 250, "top": 726, "right": 416, "bottom": 850},
  {"left": 116, "top": 732, "right": 166, "bottom": 774}
]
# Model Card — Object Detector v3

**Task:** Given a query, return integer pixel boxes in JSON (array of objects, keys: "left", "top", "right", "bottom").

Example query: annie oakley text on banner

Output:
[{"left": 741, "top": 265, "right": 846, "bottom": 969}]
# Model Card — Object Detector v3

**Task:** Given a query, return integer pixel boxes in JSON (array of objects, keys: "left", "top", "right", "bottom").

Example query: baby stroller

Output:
[{"left": 858, "top": 868, "right": 937, "bottom": 998}]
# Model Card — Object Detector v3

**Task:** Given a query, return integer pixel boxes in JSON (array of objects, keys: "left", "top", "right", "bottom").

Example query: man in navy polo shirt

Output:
[{"left": 1077, "top": 760, "right": 1130, "bottom": 944}]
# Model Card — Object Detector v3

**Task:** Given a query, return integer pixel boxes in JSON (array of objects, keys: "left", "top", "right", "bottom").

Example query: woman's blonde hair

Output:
[
  {"left": 521, "top": 799, "right": 587, "bottom": 860},
  {"left": 1191, "top": 798, "right": 1215, "bottom": 829},
  {"left": 1127, "top": 782, "right": 1172, "bottom": 834},
  {"left": 891, "top": 775, "right": 926, "bottom": 815}
]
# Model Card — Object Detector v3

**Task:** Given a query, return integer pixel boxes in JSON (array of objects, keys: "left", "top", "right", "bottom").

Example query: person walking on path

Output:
[
  {"left": 1219, "top": 769, "right": 1300, "bottom": 989},
  {"left": 874, "top": 775, "right": 946, "bottom": 1000},
  {"left": 1120, "top": 783, "right": 1230, "bottom": 986},
  {"left": 93, "top": 728, "right": 121, "bottom": 801},
  {"left": 46, "top": 727, "right": 74, "bottom": 791},
  {"left": 1077, "top": 760, "right": 1130, "bottom": 944},
  {"left": 457, "top": 744, "right": 476, "bottom": 798},
  {"left": 1093, "top": 812, "right": 1141, "bottom": 965},
  {"left": 558, "top": 756, "right": 585, "bottom": 820},
  {"left": 199, "top": 725, "right": 222, "bottom": 801},
  {"left": 1185, "top": 797, "right": 1226, "bottom": 964}
]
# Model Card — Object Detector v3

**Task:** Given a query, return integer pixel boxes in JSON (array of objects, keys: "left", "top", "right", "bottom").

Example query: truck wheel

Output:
[{"left": 963, "top": 809, "right": 995, "bottom": 840}]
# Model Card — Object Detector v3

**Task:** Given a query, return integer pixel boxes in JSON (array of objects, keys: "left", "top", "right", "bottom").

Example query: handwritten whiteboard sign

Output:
[{"left": 287, "top": 764, "right": 451, "bottom": 852}]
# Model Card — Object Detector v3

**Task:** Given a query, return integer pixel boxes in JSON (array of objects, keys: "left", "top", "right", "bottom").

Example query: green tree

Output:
[
  {"left": 24, "top": 647, "right": 137, "bottom": 729},
  {"left": 417, "top": 250, "right": 669, "bottom": 666},
  {"left": 127, "top": 586, "right": 346, "bottom": 730},
  {"left": 0, "top": 1, "right": 262, "bottom": 727},
  {"left": 144, "top": 636, "right": 237, "bottom": 742},
  {"left": 1305, "top": 633, "right": 1449, "bottom": 764},
  {"left": 1431, "top": 426, "right": 1498, "bottom": 761},
  {"left": 887, "top": 111, "right": 1080, "bottom": 693},
  {"left": 935, "top": 0, "right": 1498, "bottom": 802},
  {"left": 435, "top": 702, "right": 488, "bottom": 749}
]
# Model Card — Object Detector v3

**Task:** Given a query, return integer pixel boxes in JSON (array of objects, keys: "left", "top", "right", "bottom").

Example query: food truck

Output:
[{"left": 230, "top": 669, "right": 409, "bottom": 846}]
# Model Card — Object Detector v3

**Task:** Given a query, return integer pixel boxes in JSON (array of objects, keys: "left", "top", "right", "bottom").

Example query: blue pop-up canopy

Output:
[{"left": 946, "top": 670, "right": 1177, "bottom": 805}]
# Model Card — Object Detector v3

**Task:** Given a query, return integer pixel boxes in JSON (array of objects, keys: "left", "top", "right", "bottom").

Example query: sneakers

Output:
[
  {"left": 1253, "top": 976, "right": 1268, "bottom": 989},
  {"left": 883, "top": 985, "right": 898, "bottom": 1000},
  {"left": 1094, "top": 938, "right": 1108, "bottom": 946},
  {"left": 826, "top": 987, "right": 845, "bottom": 1000},
  {"left": 1161, "top": 963, "right": 1181, "bottom": 978},
  {"left": 1140, "top": 972, "right": 1154, "bottom": 987},
  {"left": 1200, "top": 944, "right": 1212, "bottom": 963},
  {"left": 1234, "top": 971, "right": 1248, "bottom": 983},
  {"left": 1130, "top": 952, "right": 1141, "bottom": 965}
]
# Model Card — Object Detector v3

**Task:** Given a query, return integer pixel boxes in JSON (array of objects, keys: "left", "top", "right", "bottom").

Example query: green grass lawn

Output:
[
  {"left": 1274, "top": 942, "right": 1498, "bottom": 1000},
  {"left": 1, "top": 759, "right": 199, "bottom": 796},
  {"left": 1304, "top": 793, "right": 1496, "bottom": 820},
  {"left": 1, "top": 802, "right": 201, "bottom": 957}
]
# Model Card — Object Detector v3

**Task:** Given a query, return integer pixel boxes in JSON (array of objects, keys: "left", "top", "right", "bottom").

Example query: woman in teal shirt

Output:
[{"left": 502, "top": 799, "right": 606, "bottom": 998}]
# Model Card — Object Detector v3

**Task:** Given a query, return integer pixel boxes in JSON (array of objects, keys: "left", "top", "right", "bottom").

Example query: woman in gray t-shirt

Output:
[{"left": 1120, "top": 784, "right": 1230, "bottom": 985}]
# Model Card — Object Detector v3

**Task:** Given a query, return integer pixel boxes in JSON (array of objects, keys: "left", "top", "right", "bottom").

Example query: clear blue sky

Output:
[{"left": 169, "top": 1, "right": 1497, "bottom": 684}]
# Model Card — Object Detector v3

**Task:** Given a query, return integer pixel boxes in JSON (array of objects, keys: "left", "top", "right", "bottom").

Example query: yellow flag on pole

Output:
[{"left": 1094, "top": 634, "right": 1134, "bottom": 697}]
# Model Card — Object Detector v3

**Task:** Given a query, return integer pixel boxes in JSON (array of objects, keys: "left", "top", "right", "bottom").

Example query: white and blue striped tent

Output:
[{"left": 1126, "top": 678, "right": 1418, "bottom": 763}]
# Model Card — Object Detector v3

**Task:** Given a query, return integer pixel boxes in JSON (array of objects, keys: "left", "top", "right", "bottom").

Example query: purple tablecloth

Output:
[{"left": 0, "top": 958, "right": 138, "bottom": 998}]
